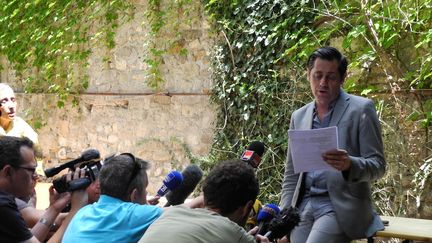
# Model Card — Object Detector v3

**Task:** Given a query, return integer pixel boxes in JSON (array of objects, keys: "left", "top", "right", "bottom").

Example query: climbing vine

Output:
[
  {"left": 144, "top": 0, "right": 198, "bottom": 90},
  {"left": 0, "top": 0, "right": 134, "bottom": 106},
  {"left": 203, "top": 0, "right": 432, "bottom": 217}
]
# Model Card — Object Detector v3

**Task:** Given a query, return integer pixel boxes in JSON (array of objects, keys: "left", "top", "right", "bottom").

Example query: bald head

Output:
[{"left": 0, "top": 83, "right": 17, "bottom": 123}]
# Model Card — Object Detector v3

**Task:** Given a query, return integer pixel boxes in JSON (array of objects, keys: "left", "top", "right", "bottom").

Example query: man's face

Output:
[
  {"left": 11, "top": 146, "right": 37, "bottom": 198},
  {"left": 308, "top": 58, "right": 344, "bottom": 106},
  {"left": 0, "top": 86, "right": 17, "bottom": 121}
]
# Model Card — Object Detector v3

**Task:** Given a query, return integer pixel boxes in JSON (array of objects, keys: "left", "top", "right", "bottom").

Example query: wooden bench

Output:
[{"left": 368, "top": 216, "right": 432, "bottom": 242}]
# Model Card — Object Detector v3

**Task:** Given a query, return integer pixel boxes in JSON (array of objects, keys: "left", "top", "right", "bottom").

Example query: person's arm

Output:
[
  {"left": 343, "top": 100, "right": 386, "bottom": 182},
  {"left": 47, "top": 188, "right": 87, "bottom": 243},
  {"left": 29, "top": 186, "right": 71, "bottom": 242},
  {"left": 27, "top": 169, "right": 88, "bottom": 243},
  {"left": 47, "top": 168, "right": 88, "bottom": 243},
  {"left": 280, "top": 115, "right": 300, "bottom": 210},
  {"left": 19, "top": 206, "right": 45, "bottom": 227},
  {"left": 249, "top": 226, "right": 271, "bottom": 243},
  {"left": 20, "top": 206, "right": 67, "bottom": 231},
  {"left": 20, "top": 189, "right": 86, "bottom": 243}
]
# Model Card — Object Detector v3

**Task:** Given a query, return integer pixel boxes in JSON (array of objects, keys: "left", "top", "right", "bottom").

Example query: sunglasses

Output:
[{"left": 105, "top": 153, "right": 142, "bottom": 185}]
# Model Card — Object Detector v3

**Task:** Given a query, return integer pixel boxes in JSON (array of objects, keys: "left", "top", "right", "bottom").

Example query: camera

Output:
[
  {"left": 52, "top": 160, "right": 103, "bottom": 193},
  {"left": 44, "top": 149, "right": 102, "bottom": 193}
]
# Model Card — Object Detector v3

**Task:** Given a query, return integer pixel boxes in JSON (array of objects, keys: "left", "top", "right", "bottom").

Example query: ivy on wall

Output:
[
  {"left": 144, "top": 0, "right": 199, "bottom": 90},
  {"left": 0, "top": 0, "right": 197, "bottom": 103},
  {"left": 0, "top": 0, "right": 133, "bottom": 106},
  {"left": 203, "top": 0, "right": 432, "bottom": 217},
  {"left": 202, "top": 0, "right": 316, "bottom": 203}
]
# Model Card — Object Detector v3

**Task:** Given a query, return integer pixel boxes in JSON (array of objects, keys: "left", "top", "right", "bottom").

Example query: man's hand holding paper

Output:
[{"left": 322, "top": 148, "right": 351, "bottom": 171}]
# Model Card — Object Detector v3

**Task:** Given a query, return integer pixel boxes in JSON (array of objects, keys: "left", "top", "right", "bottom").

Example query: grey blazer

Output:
[{"left": 280, "top": 91, "right": 386, "bottom": 239}]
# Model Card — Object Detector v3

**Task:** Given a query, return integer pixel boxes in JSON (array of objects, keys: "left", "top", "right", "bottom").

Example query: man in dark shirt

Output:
[
  {"left": 0, "top": 136, "right": 87, "bottom": 242},
  {"left": 0, "top": 190, "right": 34, "bottom": 240}
]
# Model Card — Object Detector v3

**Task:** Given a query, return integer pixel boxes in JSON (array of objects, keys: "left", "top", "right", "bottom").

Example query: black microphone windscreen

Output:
[
  {"left": 81, "top": 149, "right": 100, "bottom": 161},
  {"left": 247, "top": 141, "right": 265, "bottom": 157},
  {"left": 165, "top": 164, "right": 203, "bottom": 206},
  {"left": 266, "top": 207, "right": 300, "bottom": 240}
]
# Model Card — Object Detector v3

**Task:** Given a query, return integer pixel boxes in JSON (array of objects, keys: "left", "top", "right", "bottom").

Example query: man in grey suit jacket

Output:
[{"left": 280, "top": 47, "right": 386, "bottom": 242}]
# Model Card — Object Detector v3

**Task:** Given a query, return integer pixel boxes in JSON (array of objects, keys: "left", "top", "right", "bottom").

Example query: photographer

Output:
[
  {"left": 0, "top": 136, "right": 88, "bottom": 243},
  {"left": 16, "top": 149, "right": 102, "bottom": 231},
  {"left": 62, "top": 153, "right": 163, "bottom": 243}
]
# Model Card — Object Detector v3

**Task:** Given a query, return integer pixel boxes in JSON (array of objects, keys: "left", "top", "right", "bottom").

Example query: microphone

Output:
[
  {"left": 44, "top": 149, "right": 101, "bottom": 178},
  {"left": 263, "top": 207, "right": 300, "bottom": 241},
  {"left": 165, "top": 164, "right": 203, "bottom": 206},
  {"left": 256, "top": 203, "right": 280, "bottom": 236},
  {"left": 240, "top": 141, "right": 265, "bottom": 168},
  {"left": 242, "top": 141, "right": 265, "bottom": 229},
  {"left": 156, "top": 171, "right": 183, "bottom": 197}
]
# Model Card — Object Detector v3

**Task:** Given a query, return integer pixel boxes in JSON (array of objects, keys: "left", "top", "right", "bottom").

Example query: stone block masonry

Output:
[{"left": 2, "top": 0, "right": 217, "bottom": 196}]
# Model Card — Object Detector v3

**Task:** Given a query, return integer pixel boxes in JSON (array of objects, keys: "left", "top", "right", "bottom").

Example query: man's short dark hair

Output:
[
  {"left": 203, "top": 159, "right": 259, "bottom": 216},
  {"left": 0, "top": 136, "right": 34, "bottom": 169},
  {"left": 307, "top": 46, "right": 348, "bottom": 78},
  {"left": 99, "top": 154, "right": 149, "bottom": 201}
]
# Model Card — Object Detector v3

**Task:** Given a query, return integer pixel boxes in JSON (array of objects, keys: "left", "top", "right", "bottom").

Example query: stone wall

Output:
[{"left": 1, "top": 1, "right": 216, "bottom": 195}]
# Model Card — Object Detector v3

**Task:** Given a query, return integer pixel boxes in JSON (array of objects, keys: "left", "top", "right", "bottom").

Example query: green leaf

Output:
[{"left": 407, "top": 111, "right": 420, "bottom": 121}]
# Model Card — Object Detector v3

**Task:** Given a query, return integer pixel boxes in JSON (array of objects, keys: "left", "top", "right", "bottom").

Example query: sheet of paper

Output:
[{"left": 288, "top": 126, "right": 338, "bottom": 173}]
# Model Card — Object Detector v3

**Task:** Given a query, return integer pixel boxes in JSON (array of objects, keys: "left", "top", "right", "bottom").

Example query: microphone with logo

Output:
[
  {"left": 256, "top": 203, "right": 280, "bottom": 236},
  {"left": 164, "top": 164, "right": 203, "bottom": 206},
  {"left": 156, "top": 171, "right": 184, "bottom": 197},
  {"left": 242, "top": 141, "right": 265, "bottom": 231},
  {"left": 240, "top": 141, "right": 265, "bottom": 168}
]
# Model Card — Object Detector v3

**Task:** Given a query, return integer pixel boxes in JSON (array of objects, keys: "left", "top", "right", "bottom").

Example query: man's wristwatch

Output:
[{"left": 39, "top": 218, "right": 55, "bottom": 230}]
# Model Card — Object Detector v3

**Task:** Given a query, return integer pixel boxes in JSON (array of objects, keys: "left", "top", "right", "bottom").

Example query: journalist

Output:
[
  {"left": 0, "top": 136, "right": 87, "bottom": 243},
  {"left": 62, "top": 153, "right": 163, "bottom": 243},
  {"left": 139, "top": 159, "right": 270, "bottom": 243}
]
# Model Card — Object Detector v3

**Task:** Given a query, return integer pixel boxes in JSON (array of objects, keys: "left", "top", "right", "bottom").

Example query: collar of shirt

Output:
[
  {"left": 313, "top": 100, "right": 336, "bottom": 128},
  {"left": 98, "top": 194, "right": 126, "bottom": 204}
]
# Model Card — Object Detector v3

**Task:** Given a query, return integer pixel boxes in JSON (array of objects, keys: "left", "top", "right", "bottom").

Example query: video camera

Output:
[{"left": 44, "top": 149, "right": 102, "bottom": 193}]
